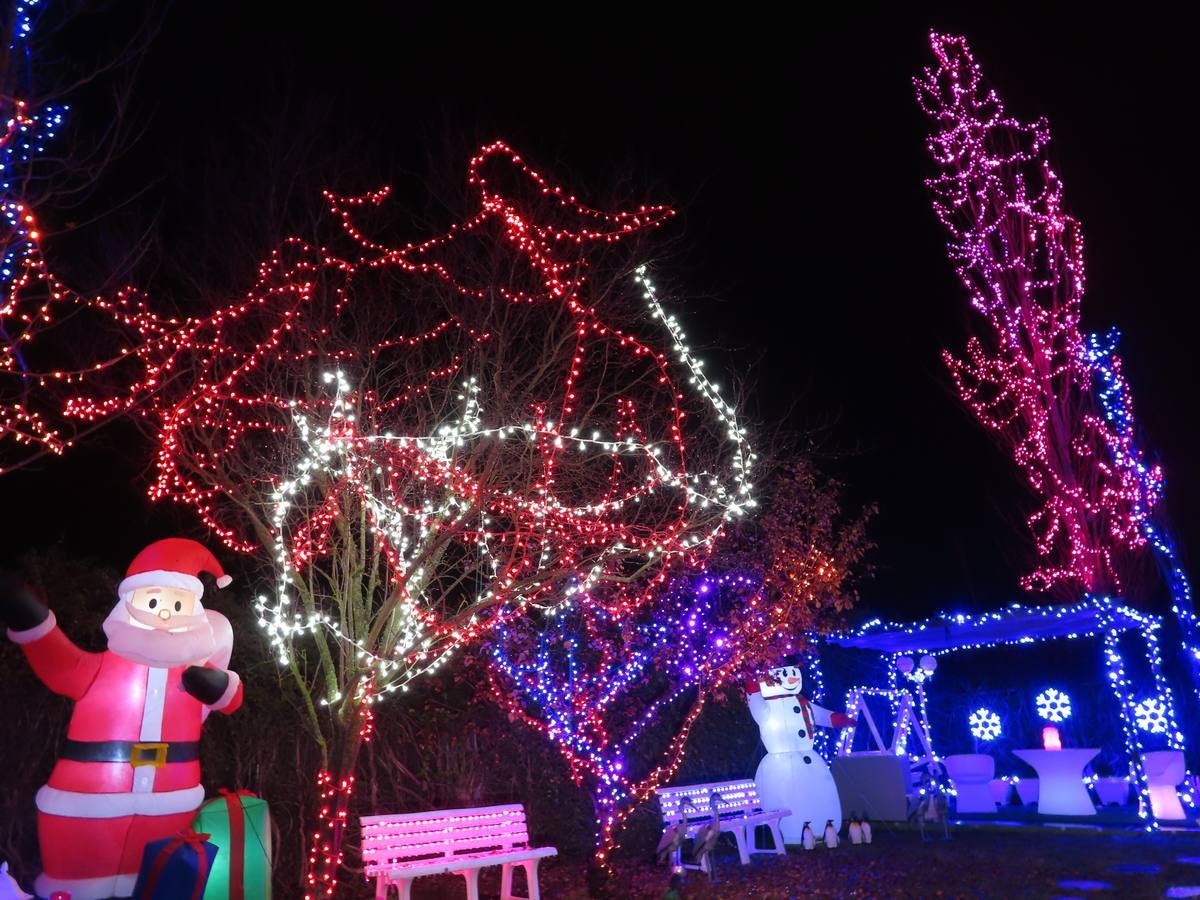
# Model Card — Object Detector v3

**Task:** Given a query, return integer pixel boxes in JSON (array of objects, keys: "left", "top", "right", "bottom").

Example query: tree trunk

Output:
[
  {"left": 304, "top": 718, "right": 365, "bottom": 898},
  {"left": 587, "top": 791, "right": 621, "bottom": 898},
  {"left": 585, "top": 859, "right": 613, "bottom": 899}
]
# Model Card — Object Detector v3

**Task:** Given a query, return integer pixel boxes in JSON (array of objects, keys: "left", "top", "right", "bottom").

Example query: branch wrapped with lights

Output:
[
  {"left": 486, "top": 573, "right": 766, "bottom": 871},
  {"left": 263, "top": 341, "right": 752, "bottom": 698},
  {"left": 2, "top": 0, "right": 66, "bottom": 418},
  {"left": 916, "top": 33, "right": 1165, "bottom": 597},
  {"left": 1082, "top": 328, "right": 1200, "bottom": 688}
]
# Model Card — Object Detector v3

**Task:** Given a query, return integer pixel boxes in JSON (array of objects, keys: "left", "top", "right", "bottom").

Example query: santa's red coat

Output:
[{"left": 10, "top": 611, "right": 242, "bottom": 899}]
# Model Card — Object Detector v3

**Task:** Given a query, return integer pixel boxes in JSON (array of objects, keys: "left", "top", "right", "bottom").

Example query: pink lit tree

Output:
[{"left": 917, "top": 33, "right": 1200, "bottom": 689}]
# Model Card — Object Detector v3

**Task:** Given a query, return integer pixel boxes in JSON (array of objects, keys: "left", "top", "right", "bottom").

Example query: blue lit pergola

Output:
[{"left": 814, "top": 595, "right": 1191, "bottom": 827}]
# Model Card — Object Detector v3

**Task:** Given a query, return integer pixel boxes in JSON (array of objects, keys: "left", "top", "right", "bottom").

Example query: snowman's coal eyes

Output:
[
  {"left": 148, "top": 597, "right": 158, "bottom": 609},
  {"left": 174, "top": 601, "right": 183, "bottom": 612}
]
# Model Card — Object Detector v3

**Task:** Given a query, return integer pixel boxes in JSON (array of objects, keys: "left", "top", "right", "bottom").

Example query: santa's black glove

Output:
[
  {"left": 182, "top": 666, "right": 230, "bottom": 705},
  {"left": 0, "top": 573, "right": 50, "bottom": 632}
]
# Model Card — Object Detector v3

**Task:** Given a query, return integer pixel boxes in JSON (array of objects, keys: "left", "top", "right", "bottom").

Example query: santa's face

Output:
[
  {"left": 103, "top": 585, "right": 217, "bottom": 668},
  {"left": 765, "top": 665, "right": 803, "bottom": 696},
  {"left": 129, "top": 585, "right": 200, "bottom": 628}
]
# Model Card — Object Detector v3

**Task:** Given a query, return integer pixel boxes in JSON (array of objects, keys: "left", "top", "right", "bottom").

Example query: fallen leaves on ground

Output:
[{"left": 353, "top": 824, "right": 1200, "bottom": 898}]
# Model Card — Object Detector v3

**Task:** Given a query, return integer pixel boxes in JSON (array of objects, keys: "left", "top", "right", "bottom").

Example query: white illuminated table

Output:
[{"left": 1013, "top": 749, "right": 1099, "bottom": 816}]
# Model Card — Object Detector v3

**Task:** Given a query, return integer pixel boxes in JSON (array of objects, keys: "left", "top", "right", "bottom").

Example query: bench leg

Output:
[
  {"left": 522, "top": 859, "right": 542, "bottom": 900},
  {"left": 768, "top": 820, "right": 786, "bottom": 854},
  {"left": 501, "top": 862, "right": 515, "bottom": 899},
  {"left": 375, "top": 877, "right": 410, "bottom": 900},
  {"left": 455, "top": 867, "right": 482, "bottom": 900},
  {"left": 732, "top": 825, "right": 750, "bottom": 864}
]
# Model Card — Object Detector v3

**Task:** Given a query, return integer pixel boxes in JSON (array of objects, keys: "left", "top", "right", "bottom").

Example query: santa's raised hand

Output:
[{"left": 0, "top": 574, "right": 50, "bottom": 631}]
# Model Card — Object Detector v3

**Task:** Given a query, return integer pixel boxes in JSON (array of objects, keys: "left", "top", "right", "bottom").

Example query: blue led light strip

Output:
[{"left": 827, "top": 594, "right": 1191, "bottom": 828}]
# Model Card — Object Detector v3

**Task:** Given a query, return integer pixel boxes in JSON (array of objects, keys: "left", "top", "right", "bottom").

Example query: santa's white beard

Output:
[{"left": 103, "top": 603, "right": 217, "bottom": 668}]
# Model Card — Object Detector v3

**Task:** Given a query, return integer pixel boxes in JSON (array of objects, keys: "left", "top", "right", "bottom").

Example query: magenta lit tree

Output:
[
  {"left": 917, "top": 33, "right": 1200, "bottom": 696},
  {"left": 917, "top": 33, "right": 1154, "bottom": 597}
]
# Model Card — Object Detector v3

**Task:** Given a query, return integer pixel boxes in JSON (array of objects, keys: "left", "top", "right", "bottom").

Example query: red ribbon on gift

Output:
[
  {"left": 219, "top": 788, "right": 257, "bottom": 900},
  {"left": 144, "top": 829, "right": 212, "bottom": 900}
]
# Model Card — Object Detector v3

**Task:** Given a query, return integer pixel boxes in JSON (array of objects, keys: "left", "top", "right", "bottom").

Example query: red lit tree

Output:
[{"left": 2, "top": 140, "right": 755, "bottom": 893}]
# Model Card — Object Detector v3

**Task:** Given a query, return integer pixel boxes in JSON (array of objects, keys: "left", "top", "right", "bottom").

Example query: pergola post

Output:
[
  {"left": 1101, "top": 626, "right": 1156, "bottom": 829},
  {"left": 1143, "top": 622, "right": 1195, "bottom": 809}
]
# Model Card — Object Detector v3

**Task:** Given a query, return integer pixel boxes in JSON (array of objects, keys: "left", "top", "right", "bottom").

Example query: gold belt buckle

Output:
[{"left": 130, "top": 742, "right": 169, "bottom": 769}]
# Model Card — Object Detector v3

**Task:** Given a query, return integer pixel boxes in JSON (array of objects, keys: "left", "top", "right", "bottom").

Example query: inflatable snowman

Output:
[{"left": 746, "top": 664, "right": 854, "bottom": 844}]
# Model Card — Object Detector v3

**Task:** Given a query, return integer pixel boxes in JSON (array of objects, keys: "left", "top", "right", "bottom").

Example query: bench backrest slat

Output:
[
  {"left": 361, "top": 803, "right": 532, "bottom": 872},
  {"left": 656, "top": 779, "right": 764, "bottom": 823}
]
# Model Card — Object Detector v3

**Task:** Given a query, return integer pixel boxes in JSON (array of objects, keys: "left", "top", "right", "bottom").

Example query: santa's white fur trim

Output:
[
  {"left": 36, "top": 783, "right": 204, "bottom": 819},
  {"left": 6, "top": 609, "right": 57, "bottom": 644},
  {"left": 36, "top": 871, "right": 138, "bottom": 900},
  {"left": 118, "top": 569, "right": 205, "bottom": 601},
  {"left": 205, "top": 609, "right": 234, "bottom": 671},
  {"left": 217, "top": 573, "right": 232, "bottom": 588},
  {"left": 209, "top": 669, "right": 242, "bottom": 711}
]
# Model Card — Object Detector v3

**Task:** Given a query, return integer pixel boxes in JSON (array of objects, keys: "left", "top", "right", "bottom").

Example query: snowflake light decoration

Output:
[
  {"left": 1134, "top": 697, "right": 1168, "bottom": 735},
  {"left": 968, "top": 707, "right": 1002, "bottom": 741},
  {"left": 1035, "top": 688, "right": 1072, "bottom": 722}
]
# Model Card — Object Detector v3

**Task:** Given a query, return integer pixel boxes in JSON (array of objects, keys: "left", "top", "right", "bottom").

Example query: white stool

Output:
[
  {"left": 1142, "top": 751, "right": 1187, "bottom": 821},
  {"left": 945, "top": 754, "right": 995, "bottom": 813}
]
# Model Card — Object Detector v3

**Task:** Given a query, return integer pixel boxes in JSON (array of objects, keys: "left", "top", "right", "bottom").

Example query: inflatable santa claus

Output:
[{"left": 0, "top": 538, "right": 243, "bottom": 900}]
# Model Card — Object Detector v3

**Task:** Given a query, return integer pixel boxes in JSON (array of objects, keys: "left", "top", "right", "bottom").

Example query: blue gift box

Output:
[{"left": 132, "top": 831, "right": 219, "bottom": 900}]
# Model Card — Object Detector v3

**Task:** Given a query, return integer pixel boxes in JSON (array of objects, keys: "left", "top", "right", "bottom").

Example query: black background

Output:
[{"left": 4, "top": 5, "right": 1194, "bottom": 623}]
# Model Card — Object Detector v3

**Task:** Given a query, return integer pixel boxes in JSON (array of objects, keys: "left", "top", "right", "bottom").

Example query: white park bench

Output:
[
  {"left": 656, "top": 778, "right": 789, "bottom": 870},
  {"left": 361, "top": 803, "right": 557, "bottom": 900}
]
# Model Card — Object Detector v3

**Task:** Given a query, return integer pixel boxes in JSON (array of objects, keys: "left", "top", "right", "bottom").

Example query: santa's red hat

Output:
[{"left": 117, "top": 537, "right": 232, "bottom": 601}]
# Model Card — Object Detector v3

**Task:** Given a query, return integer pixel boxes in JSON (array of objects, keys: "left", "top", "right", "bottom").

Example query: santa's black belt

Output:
[{"left": 62, "top": 739, "right": 200, "bottom": 768}]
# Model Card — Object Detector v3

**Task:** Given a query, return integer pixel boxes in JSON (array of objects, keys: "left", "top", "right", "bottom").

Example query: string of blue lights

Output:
[
  {"left": 821, "top": 595, "right": 1192, "bottom": 827},
  {"left": 1083, "top": 328, "right": 1200, "bottom": 689},
  {"left": 3, "top": 0, "right": 67, "bottom": 371}
]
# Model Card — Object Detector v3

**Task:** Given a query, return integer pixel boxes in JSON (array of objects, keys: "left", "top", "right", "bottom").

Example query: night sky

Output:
[{"left": 4, "top": 6, "right": 1193, "bottom": 623}]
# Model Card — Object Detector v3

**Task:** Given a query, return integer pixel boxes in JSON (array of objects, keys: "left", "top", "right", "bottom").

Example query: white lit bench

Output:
[
  {"left": 656, "top": 778, "right": 788, "bottom": 870},
  {"left": 361, "top": 803, "right": 557, "bottom": 900}
]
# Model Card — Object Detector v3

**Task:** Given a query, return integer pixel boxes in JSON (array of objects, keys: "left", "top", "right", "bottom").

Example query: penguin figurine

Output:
[
  {"left": 801, "top": 821, "right": 816, "bottom": 851},
  {"left": 848, "top": 813, "right": 863, "bottom": 845},
  {"left": 860, "top": 814, "right": 873, "bottom": 845},
  {"left": 823, "top": 819, "right": 839, "bottom": 849}
]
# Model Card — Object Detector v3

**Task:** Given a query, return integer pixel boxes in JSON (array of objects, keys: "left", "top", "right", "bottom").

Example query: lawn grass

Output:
[{"left": 363, "top": 824, "right": 1200, "bottom": 898}]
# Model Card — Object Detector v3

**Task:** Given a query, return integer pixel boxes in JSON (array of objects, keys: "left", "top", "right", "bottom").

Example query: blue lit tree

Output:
[
  {"left": 486, "top": 459, "right": 873, "bottom": 873},
  {"left": 1082, "top": 330, "right": 1200, "bottom": 694},
  {"left": 485, "top": 576, "right": 756, "bottom": 873}
]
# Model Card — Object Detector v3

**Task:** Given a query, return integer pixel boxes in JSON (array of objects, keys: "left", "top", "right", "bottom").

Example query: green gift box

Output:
[{"left": 192, "top": 790, "right": 272, "bottom": 900}]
